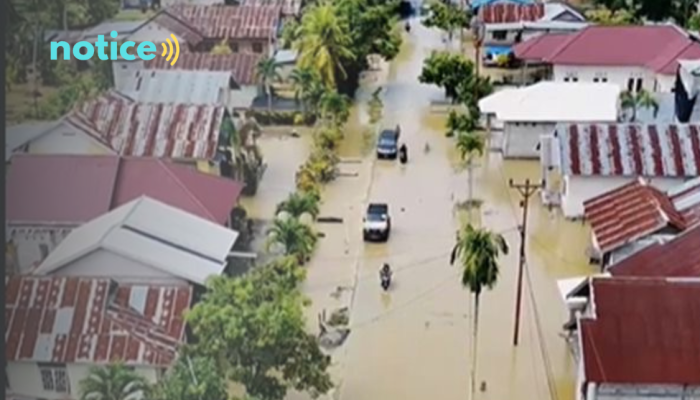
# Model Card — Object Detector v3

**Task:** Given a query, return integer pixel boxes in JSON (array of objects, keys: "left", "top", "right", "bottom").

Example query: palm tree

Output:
[
  {"left": 256, "top": 56, "right": 281, "bottom": 112},
  {"left": 450, "top": 224, "right": 508, "bottom": 400},
  {"left": 276, "top": 191, "right": 321, "bottom": 219},
  {"left": 319, "top": 89, "right": 350, "bottom": 126},
  {"left": 289, "top": 67, "right": 322, "bottom": 114},
  {"left": 293, "top": 1, "right": 355, "bottom": 88},
  {"left": 455, "top": 131, "right": 485, "bottom": 221},
  {"left": 266, "top": 217, "right": 318, "bottom": 263},
  {"left": 620, "top": 89, "right": 659, "bottom": 122},
  {"left": 80, "top": 363, "right": 149, "bottom": 400}
]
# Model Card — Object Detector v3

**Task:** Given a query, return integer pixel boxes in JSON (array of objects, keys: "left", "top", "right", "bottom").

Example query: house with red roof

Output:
[
  {"left": 570, "top": 277, "right": 700, "bottom": 400},
  {"left": 5, "top": 275, "right": 192, "bottom": 400},
  {"left": 539, "top": 123, "right": 700, "bottom": 218},
  {"left": 513, "top": 24, "right": 700, "bottom": 93},
  {"left": 6, "top": 154, "right": 243, "bottom": 273}
]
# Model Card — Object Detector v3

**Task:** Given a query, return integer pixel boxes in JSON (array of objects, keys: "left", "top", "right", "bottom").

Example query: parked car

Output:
[
  {"left": 363, "top": 203, "right": 391, "bottom": 242},
  {"left": 376, "top": 126, "right": 400, "bottom": 159}
]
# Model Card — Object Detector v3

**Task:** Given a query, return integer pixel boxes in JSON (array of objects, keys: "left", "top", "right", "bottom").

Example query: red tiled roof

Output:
[
  {"left": 584, "top": 178, "right": 687, "bottom": 253},
  {"left": 79, "top": 93, "right": 225, "bottom": 159},
  {"left": 161, "top": 4, "right": 281, "bottom": 43},
  {"left": 514, "top": 25, "right": 700, "bottom": 75},
  {"left": 558, "top": 124, "right": 700, "bottom": 177},
  {"left": 7, "top": 154, "right": 243, "bottom": 225},
  {"left": 144, "top": 53, "right": 262, "bottom": 86},
  {"left": 478, "top": 2, "right": 545, "bottom": 23},
  {"left": 609, "top": 224, "right": 700, "bottom": 277},
  {"left": 512, "top": 33, "right": 574, "bottom": 61},
  {"left": 581, "top": 277, "right": 700, "bottom": 384},
  {"left": 6, "top": 154, "right": 120, "bottom": 224},
  {"left": 5, "top": 276, "right": 192, "bottom": 366}
]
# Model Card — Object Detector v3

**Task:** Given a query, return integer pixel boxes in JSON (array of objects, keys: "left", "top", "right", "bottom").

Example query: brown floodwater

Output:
[{"left": 253, "top": 18, "right": 595, "bottom": 400}]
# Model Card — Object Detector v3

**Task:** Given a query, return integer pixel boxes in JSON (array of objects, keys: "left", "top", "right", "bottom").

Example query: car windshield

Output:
[
  {"left": 367, "top": 213, "right": 386, "bottom": 222},
  {"left": 378, "top": 138, "right": 395, "bottom": 146}
]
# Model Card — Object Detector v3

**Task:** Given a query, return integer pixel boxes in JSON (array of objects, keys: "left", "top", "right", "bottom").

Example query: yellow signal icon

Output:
[{"left": 160, "top": 34, "right": 180, "bottom": 66}]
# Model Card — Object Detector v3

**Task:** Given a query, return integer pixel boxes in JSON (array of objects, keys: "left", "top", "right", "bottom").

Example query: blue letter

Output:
[
  {"left": 50, "top": 42, "right": 71, "bottom": 60},
  {"left": 95, "top": 35, "right": 109, "bottom": 60},
  {"left": 120, "top": 41, "right": 136, "bottom": 61},
  {"left": 73, "top": 41, "right": 94, "bottom": 61},
  {"left": 137, "top": 41, "right": 156, "bottom": 60},
  {"left": 110, "top": 31, "right": 119, "bottom": 59}
]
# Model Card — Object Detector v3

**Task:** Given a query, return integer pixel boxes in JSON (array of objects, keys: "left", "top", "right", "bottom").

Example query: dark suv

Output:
[{"left": 376, "top": 127, "right": 400, "bottom": 159}]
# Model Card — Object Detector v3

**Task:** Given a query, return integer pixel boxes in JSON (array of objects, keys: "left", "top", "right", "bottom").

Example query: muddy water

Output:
[{"left": 265, "top": 17, "right": 596, "bottom": 400}]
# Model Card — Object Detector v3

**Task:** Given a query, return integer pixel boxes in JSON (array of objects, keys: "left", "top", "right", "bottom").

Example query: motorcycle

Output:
[
  {"left": 399, "top": 144, "right": 408, "bottom": 164},
  {"left": 405, "top": 22, "right": 411, "bottom": 33},
  {"left": 380, "top": 264, "right": 392, "bottom": 291}
]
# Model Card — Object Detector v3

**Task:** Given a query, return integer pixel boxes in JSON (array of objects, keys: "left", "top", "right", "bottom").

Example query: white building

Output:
[
  {"left": 478, "top": 82, "right": 621, "bottom": 158},
  {"left": 32, "top": 196, "right": 238, "bottom": 286},
  {"left": 513, "top": 24, "right": 700, "bottom": 93},
  {"left": 540, "top": 123, "right": 700, "bottom": 219},
  {"left": 6, "top": 275, "right": 192, "bottom": 400}
]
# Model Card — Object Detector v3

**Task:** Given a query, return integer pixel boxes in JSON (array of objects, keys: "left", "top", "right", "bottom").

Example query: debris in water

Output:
[
  {"left": 318, "top": 217, "right": 344, "bottom": 223},
  {"left": 424, "top": 142, "right": 431, "bottom": 153},
  {"left": 480, "top": 381, "right": 487, "bottom": 392},
  {"left": 328, "top": 307, "right": 350, "bottom": 327},
  {"left": 290, "top": 129, "right": 300, "bottom": 138}
]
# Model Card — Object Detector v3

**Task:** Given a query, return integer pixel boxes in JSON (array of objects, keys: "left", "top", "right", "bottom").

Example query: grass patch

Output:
[{"left": 6, "top": 83, "right": 58, "bottom": 124}]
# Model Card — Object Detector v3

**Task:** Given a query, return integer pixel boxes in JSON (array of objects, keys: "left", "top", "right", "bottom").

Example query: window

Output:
[
  {"left": 230, "top": 42, "right": 239, "bottom": 53},
  {"left": 635, "top": 78, "right": 643, "bottom": 92},
  {"left": 252, "top": 42, "right": 263, "bottom": 53},
  {"left": 38, "top": 363, "right": 70, "bottom": 393},
  {"left": 593, "top": 77, "right": 599, "bottom": 83},
  {"left": 602, "top": 77, "right": 608, "bottom": 82},
  {"left": 39, "top": 244, "right": 50, "bottom": 259},
  {"left": 627, "top": 78, "right": 634, "bottom": 92},
  {"left": 563, "top": 77, "right": 570, "bottom": 82},
  {"left": 492, "top": 30, "right": 507, "bottom": 40},
  {"left": 572, "top": 77, "right": 578, "bottom": 82}
]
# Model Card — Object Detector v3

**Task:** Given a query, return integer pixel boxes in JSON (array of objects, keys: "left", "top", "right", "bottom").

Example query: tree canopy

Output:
[{"left": 419, "top": 51, "right": 492, "bottom": 104}]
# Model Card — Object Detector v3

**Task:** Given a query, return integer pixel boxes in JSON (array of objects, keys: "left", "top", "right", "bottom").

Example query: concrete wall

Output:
[
  {"left": 7, "top": 361, "right": 158, "bottom": 400},
  {"left": 553, "top": 65, "right": 661, "bottom": 92},
  {"left": 503, "top": 122, "right": 554, "bottom": 158},
  {"left": 51, "top": 249, "right": 189, "bottom": 286},
  {"left": 562, "top": 176, "right": 682, "bottom": 219},
  {"left": 8, "top": 226, "right": 74, "bottom": 273}
]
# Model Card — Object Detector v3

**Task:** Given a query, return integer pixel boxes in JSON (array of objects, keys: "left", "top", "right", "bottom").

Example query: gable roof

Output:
[
  {"left": 6, "top": 276, "right": 191, "bottom": 366},
  {"left": 557, "top": 123, "right": 700, "bottom": 177},
  {"left": 143, "top": 52, "right": 263, "bottom": 86},
  {"left": 581, "top": 277, "right": 700, "bottom": 385},
  {"left": 609, "top": 224, "right": 700, "bottom": 277},
  {"left": 513, "top": 25, "right": 700, "bottom": 75},
  {"left": 583, "top": 178, "right": 688, "bottom": 253},
  {"left": 34, "top": 197, "right": 238, "bottom": 285},
  {"left": 512, "top": 32, "right": 575, "bottom": 62},
  {"left": 7, "top": 154, "right": 243, "bottom": 225},
  {"left": 116, "top": 69, "right": 234, "bottom": 104}
]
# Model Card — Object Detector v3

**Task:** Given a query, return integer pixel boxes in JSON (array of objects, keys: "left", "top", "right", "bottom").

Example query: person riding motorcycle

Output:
[
  {"left": 399, "top": 143, "right": 408, "bottom": 164},
  {"left": 405, "top": 21, "right": 411, "bottom": 32},
  {"left": 380, "top": 263, "right": 392, "bottom": 278}
]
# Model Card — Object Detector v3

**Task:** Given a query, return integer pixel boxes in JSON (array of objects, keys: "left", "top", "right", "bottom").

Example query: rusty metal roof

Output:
[
  {"left": 609, "top": 224, "right": 700, "bottom": 277},
  {"left": 77, "top": 93, "right": 225, "bottom": 159},
  {"left": 557, "top": 123, "right": 700, "bottom": 177},
  {"left": 478, "top": 3, "right": 545, "bottom": 23},
  {"left": 584, "top": 178, "right": 688, "bottom": 253},
  {"left": 238, "top": 0, "right": 300, "bottom": 16},
  {"left": 5, "top": 276, "right": 191, "bottom": 366},
  {"left": 144, "top": 53, "right": 263, "bottom": 86},
  {"left": 581, "top": 277, "right": 700, "bottom": 384}
]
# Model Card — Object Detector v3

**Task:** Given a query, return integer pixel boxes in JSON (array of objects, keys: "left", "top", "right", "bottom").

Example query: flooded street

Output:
[{"left": 258, "top": 18, "right": 595, "bottom": 400}]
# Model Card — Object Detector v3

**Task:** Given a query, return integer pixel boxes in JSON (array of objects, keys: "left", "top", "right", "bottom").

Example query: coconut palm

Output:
[
  {"left": 289, "top": 67, "right": 323, "bottom": 114},
  {"left": 293, "top": 1, "right": 355, "bottom": 88},
  {"left": 80, "top": 363, "right": 149, "bottom": 400},
  {"left": 455, "top": 130, "right": 485, "bottom": 220},
  {"left": 266, "top": 217, "right": 318, "bottom": 263},
  {"left": 319, "top": 89, "right": 351, "bottom": 126},
  {"left": 256, "top": 56, "right": 282, "bottom": 112},
  {"left": 276, "top": 191, "right": 321, "bottom": 219},
  {"left": 450, "top": 224, "right": 508, "bottom": 399},
  {"left": 620, "top": 89, "right": 659, "bottom": 122}
]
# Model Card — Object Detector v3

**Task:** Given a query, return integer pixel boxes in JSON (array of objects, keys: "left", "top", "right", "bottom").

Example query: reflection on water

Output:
[{"left": 253, "top": 17, "right": 594, "bottom": 400}]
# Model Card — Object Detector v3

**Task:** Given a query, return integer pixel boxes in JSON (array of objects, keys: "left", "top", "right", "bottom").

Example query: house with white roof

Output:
[
  {"left": 33, "top": 196, "right": 238, "bottom": 286},
  {"left": 539, "top": 123, "right": 700, "bottom": 219},
  {"left": 478, "top": 82, "right": 621, "bottom": 158}
]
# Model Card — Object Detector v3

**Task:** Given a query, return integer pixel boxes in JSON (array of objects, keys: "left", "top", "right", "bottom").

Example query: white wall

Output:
[
  {"left": 503, "top": 122, "right": 555, "bottom": 159},
  {"left": 9, "top": 226, "right": 74, "bottom": 273},
  {"left": 7, "top": 361, "right": 158, "bottom": 400},
  {"left": 655, "top": 74, "right": 676, "bottom": 93},
  {"left": 26, "top": 127, "right": 114, "bottom": 156},
  {"left": 229, "top": 85, "right": 259, "bottom": 111},
  {"left": 562, "top": 176, "right": 682, "bottom": 219},
  {"left": 553, "top": 65, "right": 660, "bottom": 92},
  {"left": 50, "top": 249, "right": 189, "bottom": 286}
]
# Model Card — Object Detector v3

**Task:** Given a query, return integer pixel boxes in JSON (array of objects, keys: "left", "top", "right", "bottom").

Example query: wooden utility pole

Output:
[{"left": 509, "top": 178, "right": 542, "bottom": 346}]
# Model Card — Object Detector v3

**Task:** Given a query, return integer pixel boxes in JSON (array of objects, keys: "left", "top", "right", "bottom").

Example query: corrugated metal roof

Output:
[
  {"left": 581, "top": 277, "right": 700, "bottom": 384},
  {"left": 609, "top": 224, "right": 700, "bottom": 277},
  {"left": 118, "top": 69, "right": 232, "bottom": 104},
  {"left": 144, "top": 53, "right": 262, "bottom": 86},
  {"left": 669, "top": 177, "right": 700, "bottom": 223},
  {"left": 478, "top": 3, "right": 545, "bottom": 23},
  {"left": 557, "top": 123, "right": 700, "bottom": 177},
  {"left": 6, "top": 121, "right": 61, "bottom": 161},
  {"left": 35, "top": 196, "right": 238, "bottom": 285},
  {"left": 238, "top": 0, "right": 300, "bottom": 16},
  {"left": 79, "top": 92, "right": 226, "bottom": 159},
  {"left": 5, "top": 276, "right": 191, "bottom": 365},
  {"left": 583, "top": 178, "right": 687, "bottom": 253}
]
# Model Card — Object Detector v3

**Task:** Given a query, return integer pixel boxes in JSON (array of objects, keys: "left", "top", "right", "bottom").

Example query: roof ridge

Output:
[{"left": 158, "top": 160, "right": 217, "bottom": 221}]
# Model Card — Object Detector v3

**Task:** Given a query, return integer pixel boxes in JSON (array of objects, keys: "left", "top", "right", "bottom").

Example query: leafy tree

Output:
[
  {"left": 319, "top": 89, "right": 351, "bottom": 126},
  {"left": 620, "top": 89, "right": 659, "bottom": 122},
  {"left": 256, "top": 56, "right": 282, "bottom": 112},
  {"left": 450, "top": 224, "right": 509, "bottom": 399},
  {"left": 419, "top": 52, "right": 492, "bottom": 104},
  {"left": 152, "top": 355, "right": 227, "bottom": 400},
  {"left": 185, "top": 258, "right": 332, "bottom": 400},
  {"left": 689, "top": 12, "right": 700, "bottom": 30},
  {"left": 211, "top": 38, "right": 233, "bottom": 55},
  {"left": 585, "top": 6, "right": 638, "bottom": 24},
  {"left": 276, "top": 191, "right": 321, "bottom": 219},
  {"left": 79, "top": 363, "right": 149, "bottom": 400},
  {"left": 266, "top": 217, "right": 318, "bottom": 262},
  {"left": 455, "top": 130, "right": 485, "bottom": 220},
  {"left": 423, "top": 1, "right": 470, "bottom": 45},
  {"left": 290, "top": 67, "right": 325, "bottom": 115}
]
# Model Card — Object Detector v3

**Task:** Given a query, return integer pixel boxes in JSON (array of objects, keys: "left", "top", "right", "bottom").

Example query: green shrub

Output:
[{"left": 252, "top": 110, "right": 316, "bottom": 126}]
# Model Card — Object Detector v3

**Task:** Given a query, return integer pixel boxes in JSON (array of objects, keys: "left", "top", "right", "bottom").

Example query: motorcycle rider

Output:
[
  {"left": 380, "top": 263, "right": 392, "bottom": 282},
  {"left": 399, "top": 143, "right": 408, "bottom": 164}
]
